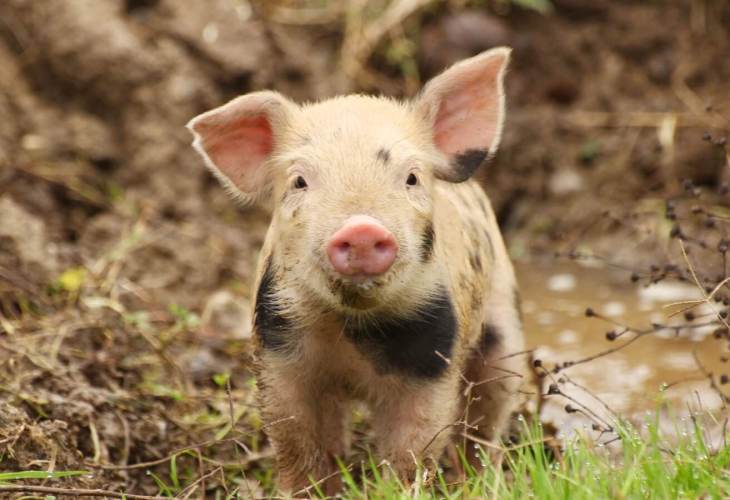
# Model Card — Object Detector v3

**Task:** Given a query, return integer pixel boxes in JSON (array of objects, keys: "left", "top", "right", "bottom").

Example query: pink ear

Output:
[
  {"left": 418, "top": 47, "right": 510, "bottom": 182},
  {"left": 186, "top": 91, "right": 293, "bottom": 203}
]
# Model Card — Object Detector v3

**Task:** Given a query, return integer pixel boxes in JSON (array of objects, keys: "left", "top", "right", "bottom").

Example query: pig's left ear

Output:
[
  {"left": 186, "top": 91, "right": 296, "bottom": 204},
  {"left": 416, "top": 47, "right": 510, "bottom": 183}
]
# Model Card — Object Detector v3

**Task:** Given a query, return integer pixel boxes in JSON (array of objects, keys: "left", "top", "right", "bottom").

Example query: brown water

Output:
[{"left": 516, "top": 260, "right": 728, "bottom": 437}]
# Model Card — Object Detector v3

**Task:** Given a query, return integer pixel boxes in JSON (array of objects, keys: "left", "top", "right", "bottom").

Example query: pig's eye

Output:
[
  {"left": 406, "top": 173, "right": 419, "bottom": 186},
  {"left": 293, "top": 176, "right": 308, "bottom": 190}
]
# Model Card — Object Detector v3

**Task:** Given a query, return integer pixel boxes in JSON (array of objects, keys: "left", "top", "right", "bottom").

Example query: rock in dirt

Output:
[
  {"left": 201, "top": 290, "right": 252, "bottom": 340},
  {"left": 548, "top": 168, "right": 585, "bottom": 196},
  {"left": 0, "top": 195, "right": 58, "bottom": 288},
  {"left": 419, "top": 10, "right": 512, "bottom": 77},
  {"left": 145, "top": 0, "right": 272, "bottom": 80}
]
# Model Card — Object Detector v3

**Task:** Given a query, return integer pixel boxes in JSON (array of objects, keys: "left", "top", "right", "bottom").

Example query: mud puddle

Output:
[{"left": 516, "top": 260, "right": 728, "bottom": 438}]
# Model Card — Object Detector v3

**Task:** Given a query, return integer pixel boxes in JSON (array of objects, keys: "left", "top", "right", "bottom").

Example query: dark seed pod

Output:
[
  {"left": 585, "top": 307, "right": 596, "bottom": 317},
  {"left": 547, "top": 383, "right": 560, "bottom": 395},
  {"left": 606, "top": 331, "right": 617, "bottom": 341}
]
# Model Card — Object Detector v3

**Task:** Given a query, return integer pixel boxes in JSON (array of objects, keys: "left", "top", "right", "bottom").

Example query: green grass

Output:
[
  {"left": 328, "top": 415, "right": 730, "bottom": 499},
  {"left": 4, "top": 413, "right": 729, "bottom": 498},
  {"left": 0, "top": 470, "right": 89, "bottom": 483}
]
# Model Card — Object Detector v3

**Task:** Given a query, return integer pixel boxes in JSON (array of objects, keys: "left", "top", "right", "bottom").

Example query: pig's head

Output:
[{"left": 187, "top": 48, "right": 509, "bottom": 314}]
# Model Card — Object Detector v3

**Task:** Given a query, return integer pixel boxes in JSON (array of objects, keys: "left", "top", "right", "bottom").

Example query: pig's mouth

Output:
[{"left": 327, "top": 275, "right": 386, "bottom": 310}]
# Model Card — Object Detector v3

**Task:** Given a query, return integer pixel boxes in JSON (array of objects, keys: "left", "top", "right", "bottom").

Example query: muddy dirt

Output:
[{"left": 1, "top": 0, "right": 729, "bottom": 497}]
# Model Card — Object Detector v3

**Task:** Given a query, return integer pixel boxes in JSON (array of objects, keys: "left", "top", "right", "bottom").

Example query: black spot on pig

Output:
[
  {"left": 469, "top": 252, "right": 482, "bottom": 272},
  {"left": 420, "top": 221, "right": 435, "bottom": 262},
  {"left": 376, "top": 148, "right": 391, "bottom": 164},
  {"left": 254, "top": 258, "right": 294, "bottom": 352},
  {"left": 446, "top": 149, "right": 488, "bottom": 182},
  {"left": 479, "top": 323, "right": 502, "bottom": 354},
  {"left": 346, "top": 287, "right": 456, "bottom": 379}
]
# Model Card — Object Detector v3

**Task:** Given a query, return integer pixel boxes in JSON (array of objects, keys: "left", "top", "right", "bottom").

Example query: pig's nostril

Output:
[{"left": 374, "top": 241, "right": 388, "bottom": 252}]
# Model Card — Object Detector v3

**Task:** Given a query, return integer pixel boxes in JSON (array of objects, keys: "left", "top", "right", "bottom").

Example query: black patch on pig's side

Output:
[
  {"left": 345, "top": 288, "right": 457, "bottom": 379},
  {"left": 478, "top": 323, "right": 502, "bottom": 355},
  {"left": 444, "top": 149, "right": 488, "bottom": 183},
  {"left": 420, "top": 221, "right": 435, "bottom": 262},
  {"left": 376, "top": 148, "right": 391, "bottom": 164},
  {"left": 254, "top": 258, "right": 294, "bottom": 352}
]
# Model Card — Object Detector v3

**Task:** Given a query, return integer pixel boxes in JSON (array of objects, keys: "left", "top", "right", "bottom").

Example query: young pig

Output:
[{"left": 187, "top": 47, "right": 525, "bottom": 494}]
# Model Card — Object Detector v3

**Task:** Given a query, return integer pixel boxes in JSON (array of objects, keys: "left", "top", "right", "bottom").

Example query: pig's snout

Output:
[{"left": 326, "top": 215, "right": 398, "bottom": 277}]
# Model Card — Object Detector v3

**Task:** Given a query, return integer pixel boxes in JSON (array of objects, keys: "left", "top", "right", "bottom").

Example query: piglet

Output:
[{"left": 187, "top": 47, "right": 525, "bottom": 494}]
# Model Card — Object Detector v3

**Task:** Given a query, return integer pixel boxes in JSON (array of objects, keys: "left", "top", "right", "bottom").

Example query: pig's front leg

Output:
[
  {"left": 371, "top": 374, "right": 461, "bottom": 483},
  {"left": 258, "top": 366, "right": 349, "bottom": 495}
]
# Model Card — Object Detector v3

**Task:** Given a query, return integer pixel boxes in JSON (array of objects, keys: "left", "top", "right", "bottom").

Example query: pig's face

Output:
[
  {"left": 188, "top": 48, "right": 509, "bottom": 313},
  {"left": 266, "top": 97, "right": 441, "bottom": 311}
]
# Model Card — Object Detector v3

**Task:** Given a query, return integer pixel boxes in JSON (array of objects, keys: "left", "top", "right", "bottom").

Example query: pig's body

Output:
[{"left": 188, "top": 48, "right": 526, "bottom": 494}]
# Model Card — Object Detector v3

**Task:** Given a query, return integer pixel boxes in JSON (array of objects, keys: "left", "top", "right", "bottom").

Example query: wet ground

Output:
[{"left": 518, "top": 260, "right": 728, "bottom": 438}]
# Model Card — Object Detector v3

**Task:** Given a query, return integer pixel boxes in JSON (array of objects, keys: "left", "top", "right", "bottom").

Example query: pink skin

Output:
[{"left": 326, "top": 215, "right": 398, "bottom": 278}]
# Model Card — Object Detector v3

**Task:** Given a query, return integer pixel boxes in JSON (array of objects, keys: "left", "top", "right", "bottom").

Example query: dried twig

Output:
[
  {"left": 177, "top": 466, "right": 223, "bottom": 500},
  {"left": 692, "top": 349, "right": 729, "bottom": 409},
  {"left": 340, "top": 0, "right": 433, "bottom": 83},
  {"left": 0, "top": 485, "right": 166, "bottom": 499}
]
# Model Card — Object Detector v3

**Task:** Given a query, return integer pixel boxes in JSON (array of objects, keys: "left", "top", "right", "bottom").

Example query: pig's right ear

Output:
[{"left": 186, "top": 91, "right": 295, "bottom": 204}]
